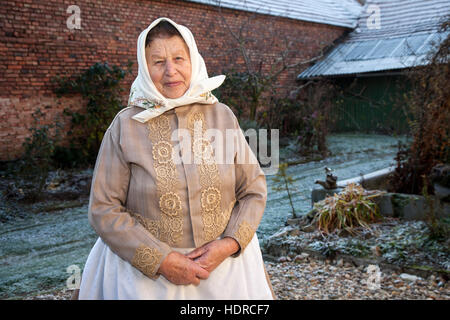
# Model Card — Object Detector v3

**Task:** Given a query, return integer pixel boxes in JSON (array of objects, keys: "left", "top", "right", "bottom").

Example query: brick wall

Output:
[{"left": 0, "top": 0, "right": 346, "bottom": 160}]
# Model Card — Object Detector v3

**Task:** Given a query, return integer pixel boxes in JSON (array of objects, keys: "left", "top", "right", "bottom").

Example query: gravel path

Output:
[
  {"left": 265, "top": 258, "right": 449, "bottom": 300},
  {"left": 23, "top": 256, "right": 449, "bottom": 300}
]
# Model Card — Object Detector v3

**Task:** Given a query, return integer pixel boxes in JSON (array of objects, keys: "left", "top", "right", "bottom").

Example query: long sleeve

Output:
[
  {"left": 223, "top": 116, "right": 267, "bottom": 256},
  {"left": 88, "top": 125, "right": 171, "bottom": 279}
]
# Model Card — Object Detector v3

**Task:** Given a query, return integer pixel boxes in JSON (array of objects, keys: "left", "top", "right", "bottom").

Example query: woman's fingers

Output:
[
  {"left": 185, "top": 246, "right": 206, "bottom": 259},
  {"left": 160, "top": 249, "right": 211, "bottom": 285},
  {"left": 192, "top": 277, "right": 201, "bottom": 286},
  {"left": 192, "top": 263, "right": 210, "bottom": 280}
]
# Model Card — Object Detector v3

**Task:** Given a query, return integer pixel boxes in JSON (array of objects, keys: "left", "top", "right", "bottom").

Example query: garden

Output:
[{"left": 0, "top": 21, "right": 448, "bottom": 300}]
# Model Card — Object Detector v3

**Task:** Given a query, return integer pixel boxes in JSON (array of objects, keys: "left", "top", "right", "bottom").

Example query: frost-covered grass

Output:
[
  {"left": 266, "top": 217, "right": 450, "bottom": 273},
  {"left": 260, "top": 132, "right": 410, "bottom": 241}
]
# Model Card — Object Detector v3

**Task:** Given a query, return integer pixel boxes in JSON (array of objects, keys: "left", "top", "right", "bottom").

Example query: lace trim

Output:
[
  {"left": 188, "top": 111, "right": 232, "bottom": 242},
  {"left": 131, "top": 244, "right": 163, "bottom": 279},
  {"left": 129, "top": 210, "right": 183, "bottom": 246},
  {"left": 146, "top": 114, "right": 183, "bottom": 246},
  {"left": 234, "top": 220, "right": 254, "bottom": 251}
]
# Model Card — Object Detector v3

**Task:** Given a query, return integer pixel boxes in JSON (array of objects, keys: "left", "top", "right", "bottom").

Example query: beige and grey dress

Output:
[{"left": 78, "top": 102, "right": 273, "bottom": 299}]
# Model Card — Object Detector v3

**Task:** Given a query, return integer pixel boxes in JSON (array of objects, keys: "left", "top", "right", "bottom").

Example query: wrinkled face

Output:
[{"left": 145, "top": 35, "right": 192, "bottom": 99}]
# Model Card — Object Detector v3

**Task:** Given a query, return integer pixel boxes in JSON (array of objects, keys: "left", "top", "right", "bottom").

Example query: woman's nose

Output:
[{"left": 164, "top": 60, "right": 177, "bottom": 76}]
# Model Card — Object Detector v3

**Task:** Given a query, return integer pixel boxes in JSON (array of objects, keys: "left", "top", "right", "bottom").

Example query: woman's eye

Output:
[
  {"left": 176, "top": 57, "right": 183, "bottom": 60},
  {"left": 155, "top": 61, "right": 163, "bottom": 65}
]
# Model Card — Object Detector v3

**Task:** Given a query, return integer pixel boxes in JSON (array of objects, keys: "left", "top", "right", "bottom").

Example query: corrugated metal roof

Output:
[
  {"left": 298, "top": 0, "right": 450, "bottom": 79},
  {"left": 184, "top": 0, "right": 363, "bottom": 28}
]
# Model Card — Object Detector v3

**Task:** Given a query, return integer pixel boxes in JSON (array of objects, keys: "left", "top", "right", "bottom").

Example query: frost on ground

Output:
[{"left": 264, "top": 217, "right": 450, "bottom": 274}]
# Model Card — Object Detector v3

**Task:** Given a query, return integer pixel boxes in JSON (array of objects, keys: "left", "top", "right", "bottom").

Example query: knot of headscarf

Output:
[{"left": 128, "top": 17, "right": 226, "bottom": 123}]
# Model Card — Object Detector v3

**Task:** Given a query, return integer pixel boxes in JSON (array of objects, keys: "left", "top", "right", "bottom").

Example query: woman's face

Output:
[{"left": 145, "top": 35, "right": 192, "bottom": 99}]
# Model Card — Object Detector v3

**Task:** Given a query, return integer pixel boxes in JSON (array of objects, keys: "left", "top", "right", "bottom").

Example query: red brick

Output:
[{"left": 0, "top": 0, "right": 347, "bottom": 160}]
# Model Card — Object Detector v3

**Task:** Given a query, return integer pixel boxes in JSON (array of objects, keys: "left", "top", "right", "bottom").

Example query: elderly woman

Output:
[{"left": 78, "top": 17, "right": 274, "bottom": 299}]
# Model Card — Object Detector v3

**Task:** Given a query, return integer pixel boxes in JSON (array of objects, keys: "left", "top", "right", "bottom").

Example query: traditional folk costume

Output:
[{"left": 79, "top": 17, "right": 274, "bottom": 300}]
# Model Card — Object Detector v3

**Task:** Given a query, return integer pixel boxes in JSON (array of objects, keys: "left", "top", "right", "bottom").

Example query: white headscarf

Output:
[{"left": 128, "top": 17, "right": 226, "bottom": 123}]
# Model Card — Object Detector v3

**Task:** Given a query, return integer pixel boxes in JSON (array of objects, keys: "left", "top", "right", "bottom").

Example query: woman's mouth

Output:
[{"left": 165, "top": 81, "right": 182, "bottom": 87}]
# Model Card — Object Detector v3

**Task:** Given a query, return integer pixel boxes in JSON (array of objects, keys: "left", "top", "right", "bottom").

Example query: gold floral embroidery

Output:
[
  {"left": 234, "top": 220, "right": 254, "bottom": 250},
  {"left": 148, "top": 114, "right": 171, "bottom": 140},
  {"left": 188, "top": 111, "right": 230, "bottom": 242},
  {"left": 225, "top": 200, "right": 236, "bottom": 220},
  {"left": 152, "top": 141, "right": 173, "bottom": 164},
  {"left": 201, "top": 187, "right": 221, "bottom": 212},
  {"left": 193, "top": 138, "right": 214, "bottom": 163},
  {"left": 155, "top": 165, "right": 177, "bottom": 182},
  {"left": 130, "top": 211, "right": 160, "bottom": 238},
  {"left": 159, "top": 192, "right": 182, "bottom": 217},
  {"left": 188, "top": 112, "right": 204, "bottom": 130},
  {"left": 131, "top": 244, "right": 163, "bottom": 279},
  {"left": 144, "top": 114, "right": 183, "bottom": 246}
]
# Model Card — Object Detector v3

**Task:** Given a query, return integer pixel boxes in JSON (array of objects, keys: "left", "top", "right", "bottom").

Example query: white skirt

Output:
[{"left": 79, "top": 234, "right": 274, "bottom": 300}]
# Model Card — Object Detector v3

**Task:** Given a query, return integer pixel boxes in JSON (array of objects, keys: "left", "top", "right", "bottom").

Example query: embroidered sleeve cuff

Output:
[
  {"left": 224, "top": 221, "right": 255, "bottom": 258},
  {"left": 131, "top": 244, "right": 168, "bottom": 280}
]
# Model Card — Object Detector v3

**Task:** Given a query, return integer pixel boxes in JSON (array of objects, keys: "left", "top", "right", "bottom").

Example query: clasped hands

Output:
[{"left": 157, "top": 237, "right": 240, "bottom": 286}]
